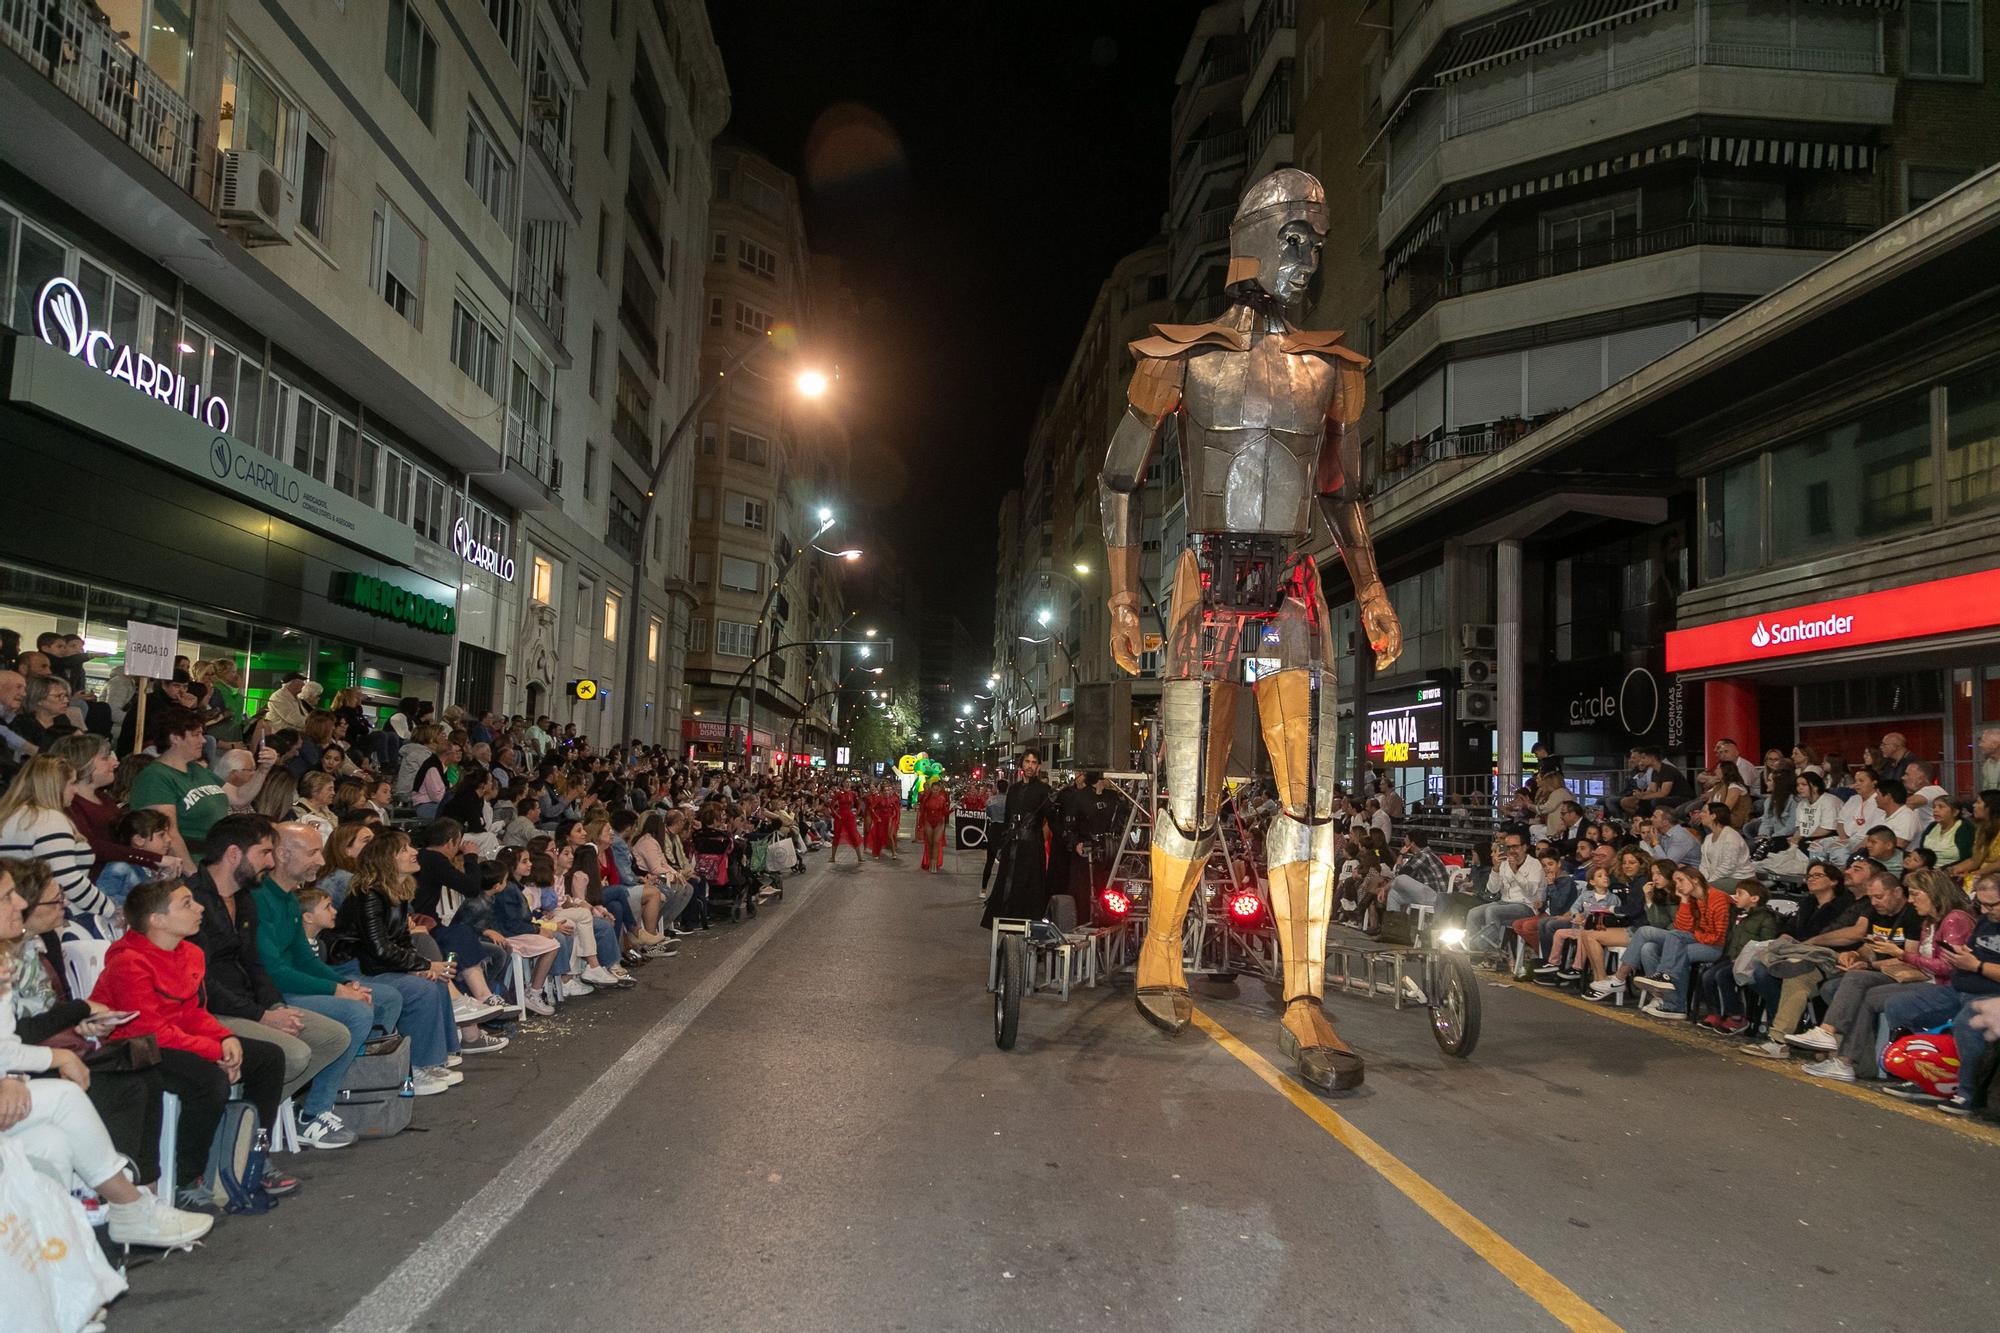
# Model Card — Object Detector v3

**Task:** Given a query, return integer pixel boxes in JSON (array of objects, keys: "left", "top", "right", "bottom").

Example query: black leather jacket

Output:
[{"left": 330, "top": 887, "right": 428, "bottom": 976}]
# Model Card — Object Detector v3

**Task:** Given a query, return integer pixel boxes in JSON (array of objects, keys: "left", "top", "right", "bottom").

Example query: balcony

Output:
[
  {"left": 1171, "top": 43, "right": 1248, "bottom": 143},
  {"left": 505, "top": 413, "right": 561, "bottom": 493},
  {"left": 1245, "top": 62, "right": 1294, "bottom": 177},
  {"left": 1172, "top": 203, "right": 1234, "bottom": 293},
  {"left": 516, "top": 224, "right": 569, "bottom": 357},
  {"left": 0, "top": 0, "right": 196, "bottom": 191},
  {"left": 1371, "top": 418, "right": 1546, "bottom": 506},
  {"left": 1247, "top": 0, "right": 1298, "bottom": 73},
  {"left": 1172, "top": 127, "right": 1247, "bottom": 223},
  {"left": 1380, "top": 41, "right": 1896, "bottom": 245},
  {"left": 1382, "top": 217, "right": 1874, "bottom": 350},
  {"left": 550, "top": 0, "right": 585, "bottom": 64}
]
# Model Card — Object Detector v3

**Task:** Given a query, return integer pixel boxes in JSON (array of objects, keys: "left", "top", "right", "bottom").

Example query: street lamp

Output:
[{"left": 797, "top": 370, "right": 831, "bottom": 399}]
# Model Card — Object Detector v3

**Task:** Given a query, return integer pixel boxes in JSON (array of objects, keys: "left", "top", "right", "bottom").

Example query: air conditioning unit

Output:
[
  {"left": 546, "top": 457, "right": 564, "bottom": 492},
  {"left": 1461, "top": 624, "right": 1497, "bottom": 652},
  {"left": 215, "top": 149, "right": 297, "bottom": 243},
  {"left": 1457, "top": 686, "right": 1497, "bottom": 722},
  {"left": 529, "top": 72, "right": 562, "bottom": 118},
  {"left": 1462, "top": 656, "right": 1495, "bottom": 686}
]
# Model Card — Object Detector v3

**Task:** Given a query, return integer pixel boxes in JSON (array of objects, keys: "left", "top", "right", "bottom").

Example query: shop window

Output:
[
  {"left": 1944, "top": 362, "right": 2000, "bottom": 518},
  {"left": 1701, "top": 456, "right": 1761, "bottom": 579},
  {"left": 1770, "top": 393, "right": 1931, "bottom": 561}
]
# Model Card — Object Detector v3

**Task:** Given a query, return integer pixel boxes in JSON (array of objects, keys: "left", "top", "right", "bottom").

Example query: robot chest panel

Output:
[{"left": 1183, "top": 343, "right": 1333, "bottom": 434}]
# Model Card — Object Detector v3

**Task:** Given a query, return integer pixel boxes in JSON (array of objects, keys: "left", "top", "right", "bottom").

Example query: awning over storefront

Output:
[
  {"left": 1665, "top": 569, "right": 2000, "bottom": 676},
  {"left": 1435, "top": 0, "right": 1681, "bottom": 83}
]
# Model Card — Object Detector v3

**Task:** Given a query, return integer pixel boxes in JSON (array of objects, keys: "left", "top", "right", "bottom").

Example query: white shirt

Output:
[
  {"left": 1490, "top": 854, "right": 1546, "bottom": 907},
  {"left": 1799, "top": 793, "right": 1844, "bottom": 840},
  {"left": 1882, "top": 804, "right": 1921, "bottom": 846},
  {"left": 1700, "top": 826, "right": 1753, "bottom": 883},
  {"left": 1728, "top": 756, "right": 1760, "bottom": 795}
]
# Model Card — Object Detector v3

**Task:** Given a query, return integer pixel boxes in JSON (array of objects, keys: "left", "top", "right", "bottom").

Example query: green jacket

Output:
[
  {"left": 251, "top": 876, "right": 342, "bottom": 997},
  {"left": 1724, "top": 904, "right": 1780, "bottom": 960}
]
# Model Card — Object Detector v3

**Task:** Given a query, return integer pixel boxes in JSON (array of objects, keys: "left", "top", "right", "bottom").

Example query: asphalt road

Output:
[{"left": 117, "top": 839, "right": 1999, "bottom": 1333}]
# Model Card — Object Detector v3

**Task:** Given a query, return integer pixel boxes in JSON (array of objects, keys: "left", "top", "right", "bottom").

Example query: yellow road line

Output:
[
  {"left": 1500, "top": 977, "right": 2000, "bottom": 1149},
  {"left": 1190, "top": 1009, "right": 1622, "bottom": 1333}
]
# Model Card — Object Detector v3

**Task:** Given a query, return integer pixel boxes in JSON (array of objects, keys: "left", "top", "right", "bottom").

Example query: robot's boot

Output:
[
  {"left": 1278, "top": 997, "right": 1364, "bottom": 1092},
  {"left": 1135, "top": 839, "right": 1207, "bottom": 1034}
]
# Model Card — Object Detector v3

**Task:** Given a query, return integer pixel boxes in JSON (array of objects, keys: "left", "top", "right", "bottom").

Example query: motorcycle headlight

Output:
[{"left": 1437, "top": 926, "right": 1467, "bottom": 949}]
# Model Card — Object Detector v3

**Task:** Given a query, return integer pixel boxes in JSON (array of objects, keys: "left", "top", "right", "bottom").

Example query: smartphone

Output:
[{"left": 94, "top": 1011, "right": 141, "bottom": 1028}]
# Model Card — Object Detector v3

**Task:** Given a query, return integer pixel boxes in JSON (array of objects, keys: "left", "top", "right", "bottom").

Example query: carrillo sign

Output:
[
  {"left": 35, "top": 278, "right": 231, "bottom": 433},
  {"left": 451, "top": 517, "right": 515, "bottom": 581}
]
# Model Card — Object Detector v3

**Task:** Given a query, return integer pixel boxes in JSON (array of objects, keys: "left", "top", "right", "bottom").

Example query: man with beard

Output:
[{"left": 981, "top": 752, "right": 1056, "bottom": 927}]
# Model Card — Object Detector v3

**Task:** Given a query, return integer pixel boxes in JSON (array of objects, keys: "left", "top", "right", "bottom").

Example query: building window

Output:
[
  {"left": 336, "top": 428, "right": 379, "bottom": 508},
  {"left": 689, "top": 617, "right": 709, "bottom": 652},
  {"left": 603, "top": 590, "right": 621, "bottom": 642},
  {"left": 647, "top": 617, "right": 661, "bottom": 663},
  {"left": 1945, "top": 362, "right": 2000, "bottom": 518},
  {"left": 589, "top": 324, "right": 604, "bottom": 399},
  {"left": 411, "top": 467, "right": 446, "bottom": 543},
  {"left": 736, "top": 238, "right": 778, "bottom": 280},
  {"left": 716, "top": 620, "right": 757, "bottom": 657},
  {"left": 602, "top": 92, "right": 618, "bottom": 160},
  {"left": 694, "top": 486, "right": 715, "bottom": 520},
  {"left": 531, "top": 555, "right": 553, "bottom": 604},
  {"left": 699, "top": 423, "right": 719, "bottom": 456},
  {"left": 666, "top": 237, "right": 679, "bottom": 292},
  {"left": 710, "top": 232, "right": 727, "bottom": 263},
  {"left": 575, "top": 579, "right": 592, "bottom": 627},
  {"left": 583, "top": 441, "right": 598, "bottom": 498},
  {"left": 464, "top": 109, "right": 514, "bottom": 226},
  {"left": 1769, "top": 393, "right": 1931, "bottom": 561},
  {"left": 219, "top": 40, "right": 301, "bottom": 177},
  {"left": 298, "top": 117, "right": 334, "bottom": 241},
  {"left": 707, "top": 296, "right": 723, "bottom": 328},
  {"left": 370, "top": 197, "right": 424, "bottom": 325},
  {"left": 1908, "top": 0, "right": 1977, "bottom": 79},
  {"left": 450, "top": 296, "right": 502, "bottom": 395},
  {"left": 720, "top": 556, "right": 762, "bottom": 593},
  {"left": 740, "top": 173, "right": 786, "bottom": 219},
  {"left": 725, "top": 493, "right": 766, "bottom": 530},
  {"left": 691, "top": 550, "right": 712, "bottom": 585},
  {"left": 1907, "top": 164, "right": 1974, "bottom": 213},
  {"left": 733, "top": 302, "right": 774, "bottom": 337},
  {"left": 481, "top": 0, "right": 523, "bottom": 60},
  {"left": 385, "top": 0, "right": 439, "bottom": 123},
  {"left": 381, "top": 449, "right": 414, "bottom": 524},
  {"left": 727, "top": 429, "right": 769, "bottom": 466},
  {"left": 596, "top": 206, "right": 610, "bottom": 277}
]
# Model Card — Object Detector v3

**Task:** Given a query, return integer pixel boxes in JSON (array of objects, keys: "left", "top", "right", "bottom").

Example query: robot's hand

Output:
[
  {"left": 1109, "top": 603, "right": 1143, "bottom": 675},
  {"left": 1362, "top": 591, "right": 1403, "bottom": 672}
]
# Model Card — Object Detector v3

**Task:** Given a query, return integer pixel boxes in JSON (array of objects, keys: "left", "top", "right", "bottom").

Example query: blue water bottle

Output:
[{"left": 399, "top": 1073, "right": 415, "bottom": 1099}]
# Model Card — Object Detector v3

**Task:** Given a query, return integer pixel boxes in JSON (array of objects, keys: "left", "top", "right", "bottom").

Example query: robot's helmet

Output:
[{"left": 1227, "top": 168, "right": 1330, "bottom": 302}]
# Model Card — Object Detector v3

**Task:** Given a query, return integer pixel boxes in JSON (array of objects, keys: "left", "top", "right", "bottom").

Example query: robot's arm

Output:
[
  {"left": 1100, "top": 356, "right": 1183, "bottom": 672},
  {"left": 1316, "top": 355, "right": 1403, "bottom": 671}
]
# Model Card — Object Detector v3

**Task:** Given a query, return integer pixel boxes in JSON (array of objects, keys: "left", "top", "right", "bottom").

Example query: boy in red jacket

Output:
[{"left": 92, "top": 879, "right": 288, "bottom": 1172}]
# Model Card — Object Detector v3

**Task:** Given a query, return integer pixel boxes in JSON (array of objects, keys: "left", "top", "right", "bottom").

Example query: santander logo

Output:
[{"left": 1752, "top": 612, "right": 1854, "bottom": 650}]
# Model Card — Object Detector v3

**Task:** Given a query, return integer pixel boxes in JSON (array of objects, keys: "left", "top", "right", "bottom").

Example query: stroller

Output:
[{"left": 688, "top": 831, "right": 757, "bottom": 924}]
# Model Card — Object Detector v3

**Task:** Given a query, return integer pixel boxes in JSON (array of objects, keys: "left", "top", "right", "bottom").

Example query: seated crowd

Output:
[
  {"left": 0, "top": 644, "right": 837, "bottom": 1273},
  {"left": 1345, "top": 731, "right": 2000, "bottom": 1119}
]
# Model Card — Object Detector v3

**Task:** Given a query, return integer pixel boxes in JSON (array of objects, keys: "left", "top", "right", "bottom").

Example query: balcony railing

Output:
[
  {"left": 1, "top": 0, "right": 197, "bottom": 190},
  {"left": 1171, "top": 43, "right": 1249, "bottom": 140},
  {"left": 1381, "top": 217, "right": 1875, "bottom": 348},
  {"left": 531, "top": 115, "right": 575, "bottom": 194},
  {"left": 1371, "top": 420, "right": 1537, "bottom": 502},
  {"left": 1172, "top": 129, "right": 1247, "bottom": 221},
  {"left": 1247, "top": 0, "right": 1298, "bottom": 73},
  {"left": 1245, "top": 63, "right": 1294, "bottom": 169},
  {"left": 506, "top": 414, "right": 560, "bottom": 490},
  {"left": 516, "top": 241, "right": 567, "bottom": 345},
  {"left": 550, "top": 0, "right": 584, "bottom": 63}
]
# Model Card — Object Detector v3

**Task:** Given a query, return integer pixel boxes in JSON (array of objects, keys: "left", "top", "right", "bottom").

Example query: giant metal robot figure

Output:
[{"left": 1099, "top": 169, "right": 1403, "bottom": 1092}]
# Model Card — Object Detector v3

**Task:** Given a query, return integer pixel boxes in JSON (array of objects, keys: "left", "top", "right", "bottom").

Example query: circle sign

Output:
[
  {"left": 573, "top": 678, "right": 599, "bottom": 701},
  {"left": 896, "top": 754, "right": 916, "bottom": 774}
]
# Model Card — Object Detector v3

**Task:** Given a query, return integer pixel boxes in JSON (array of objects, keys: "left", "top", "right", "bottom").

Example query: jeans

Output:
[
  {"left": 604, "top": 885, "right": 640, "bottom": 936},
  {"left": 1878, "top": 987, "right": 1986, "bottom": 1100},
  {"left": 1620, "top": 925, "right": 1675, "bottom": 980},
  {"left": 592, "top": 916, "right": 621, "bottom": 964},
  {"left": 1466, "top": 901, "right": 1534, "bottom": 953},
  {"left": 1653, "top": 930, "right": 1722, "bottom": 1012},
  {"left": 1387, "top": 874, "right": 1442, "bottom": 913},
  {"left": 338, "top": 962, "right": 453, "bottom": 1070},
  {"left": 1697, "top": 962, "right": 1750, "bottom": 1019},
  {"left": 283, "top": 992, "right": 373, "bottom": 1119}
]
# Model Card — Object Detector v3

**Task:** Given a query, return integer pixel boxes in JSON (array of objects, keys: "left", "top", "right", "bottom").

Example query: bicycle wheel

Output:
[
  {"left": 994, "top": 934, "right": 1025, "bottom": 1050},
  {"left": 1429, "top": 952, "right": 1481, "bottom": 1059}
]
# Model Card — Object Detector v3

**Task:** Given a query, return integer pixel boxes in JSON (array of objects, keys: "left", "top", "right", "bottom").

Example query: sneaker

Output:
[
  {"left": 451, "top": 1000, "right": 489, "bottom": 1024},
  {"left": 446, "top": 1053, "right": 464, "bottom": 1068},
  {"left": 261, "top": 1163, "right": 300, "bottom": 1197},
  {"left": 1742, "top": 1039, "right": 1790, "bottom": 1060},
  {"left": 1645, "top": 1003, "right": 1687, "bottom": 1022},
  {"left": 581, "top": 964, "right": 623, "bottom": 988},
  {"left": 106, "top": 1188, "right": 214, "bottom": 1250},
  {"left": 561, "top": 976, "right": 593, "bottom": 998},
  {"left": 1783, "top": 1026, "right": 1839, "bottom": 1052},
  {"left": 1938, "top": 1098, "right": 1974, "bottom": 1117},
  {"left": 1584, "top": 977, "right": 1625, "bottom": 1000},
  {"left": 459, "top": 1031, "right": 510, "bottom": 1055},
  {"left": 1882, "top": 1080, "right": 1946, "bottom": 1104},
  {"left": 1556, "top": 969, "right": 1583, "bottom": 983},
  {"left": 298, "top": 1111, "right": 357, "bottom": 1151},
  {"left": 1716, "top": 1016, "right": 1750, "bottom": 1035},
  {"left": 523, "top": 992, "right": 556, "bottom": 1016},
  {"left": 440, "top": 1067, "right": 465, "bottom": 1086},
  {"left": 644, "top": 941, "right": 678, "bottom": 957},
  {"left": 1531, "top": 964, "right": 1562, "bottom": 979},
  {"left": 411, "top": 1067, "right": 453, "bottom": 1096},
  {"left": 1631, "top": 973, "right": 1677, "bottom": 995},
  {"left": 1699, "top": 1014, "right": 1726, "bottom": 1030},
  {"left": 1802, "top": 1057, "right": 1855, "bottom": 1082}
]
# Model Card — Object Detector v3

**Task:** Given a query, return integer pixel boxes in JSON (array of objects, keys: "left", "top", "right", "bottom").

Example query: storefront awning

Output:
[{"left": 1435, "top": 0, "right": 1681, "bottom": 83}]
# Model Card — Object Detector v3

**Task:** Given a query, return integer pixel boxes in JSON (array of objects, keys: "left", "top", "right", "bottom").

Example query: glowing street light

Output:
[
  {"left": 1073, "top": 562, "right": 1090, "bottom": 575},
  {"left": 797, "top": 370, "right": 831, "bottom": 399},
  {"left": 1036, "top": 607, "right": 1053, "bottom": 626},
  {"left": 864, "top": 627, "right": 878, "bottom": 638},
  {"left": 960, "top": 703, "right": 972, "bottom": 716}
]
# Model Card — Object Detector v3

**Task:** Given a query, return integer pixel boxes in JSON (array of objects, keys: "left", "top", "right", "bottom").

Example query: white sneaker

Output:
[
  {"left": 412, "top": 1067, "right": 454, "bottom": 1096},
  {"left": 440, "top": 1067, "right": 466, "bottom": 1086},
  {"left": 106, "top": 1187, "right": 213, "bottom": 1250},
  {"left": 1802, "top": 1057, "right": 1855, "bottom": 1082},
  {"left": 524, "top": 992, "right": 556, "bottom": 1016},
  {"left": 451, "top": 1001, "right": 488, "bottom": 1024},
  {"left": 1742, "top": 1039, "right": 1790, "bottom": 1060},
  {"left": 298, "top": 1110, "right": 357, "bottom": 1151},
  {"left": 446, "top": 1053, "right": 464, "bottom": 1068},
  {"left": 1783, "top": 1026, "right": 1839, "bottom": 1052},
  {"left": 582, "top": 965, "right": 623, "bottom": 987},
  {"left": 561, "top": 976, "right": 593, "bottom": 998},
  {"left": 1585, "top": 977, "right": 1625, "bottom": 999}
]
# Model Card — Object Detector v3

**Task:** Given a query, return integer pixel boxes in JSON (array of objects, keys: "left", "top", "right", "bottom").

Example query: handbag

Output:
[{"left": 80, "top": 1033, "right": 161, "bottom": 1072}]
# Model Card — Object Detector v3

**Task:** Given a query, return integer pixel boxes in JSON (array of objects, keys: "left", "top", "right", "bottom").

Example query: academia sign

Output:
[
  {"left": 36, "top": 278, "right": 231, "bottom": 433},
  {"left": 1665, "top": 568, "right": 2000, "bottom": 672}
]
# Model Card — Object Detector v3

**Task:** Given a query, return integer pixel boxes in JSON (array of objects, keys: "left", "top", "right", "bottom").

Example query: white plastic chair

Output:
[{"left": 62, "top": 938, "right": 111, "bottom": 1001}]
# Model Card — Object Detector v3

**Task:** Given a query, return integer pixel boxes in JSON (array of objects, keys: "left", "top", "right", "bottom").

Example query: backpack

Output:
[
  {"left": 694, "top": 851, "right": 729, "bottom": 885},
  {"left": 196, "top": 1101, "right": 277, "bottom": 1215}
]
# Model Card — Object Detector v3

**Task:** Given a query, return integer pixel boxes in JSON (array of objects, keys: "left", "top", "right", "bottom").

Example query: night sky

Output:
[{"left": 705, "top": 0, "right": 1210, "bottom": 650}]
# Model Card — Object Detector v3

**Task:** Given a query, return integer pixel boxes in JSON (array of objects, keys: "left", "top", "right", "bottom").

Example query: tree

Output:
[{"left": 845, "top": 687, "right": 921, "bottom": 768}]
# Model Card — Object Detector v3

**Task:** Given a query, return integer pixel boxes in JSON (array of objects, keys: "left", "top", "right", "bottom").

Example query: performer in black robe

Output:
[
  {"left": 1067, "top": 771, "right": 1122, "bottom": 925},
  {"left": 980, "top": 751, "right": 1056, "bottom": 927}
]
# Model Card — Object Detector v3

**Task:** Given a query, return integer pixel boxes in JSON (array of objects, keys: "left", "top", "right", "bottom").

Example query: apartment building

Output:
[
  {"left": 0, "top": 0, "right": 724, "bottom": 741},
  {"left": 681, "top": 141, "right": 851, "bottom": 771}
]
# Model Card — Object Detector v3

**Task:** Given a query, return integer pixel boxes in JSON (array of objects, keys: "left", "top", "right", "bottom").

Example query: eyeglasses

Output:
[{"left": 1975, "top": 898, "right": 2000, "bottom": 911}]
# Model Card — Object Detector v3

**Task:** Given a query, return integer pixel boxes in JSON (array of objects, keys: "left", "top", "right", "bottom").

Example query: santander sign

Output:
[{"left": 1667, "top": 569, "right": 2000, "bottom": 673}]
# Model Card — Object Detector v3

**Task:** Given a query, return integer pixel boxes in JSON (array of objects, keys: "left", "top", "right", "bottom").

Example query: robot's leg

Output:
[
  {"left": 1253, "top": 663, "right": 1362, "bottom": 1091},
  {"left": 1137, "top": 677, "right": 1237, "bottom": 1034}
]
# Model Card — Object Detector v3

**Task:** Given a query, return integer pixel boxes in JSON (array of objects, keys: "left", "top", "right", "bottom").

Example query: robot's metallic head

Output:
[{"left": 1227, "top": 168, "right": 1330, "bottom": 303}]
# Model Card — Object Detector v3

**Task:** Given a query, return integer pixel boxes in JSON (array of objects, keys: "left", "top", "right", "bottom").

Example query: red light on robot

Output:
[
  {"left": 1099, "top": 887, "right": 1132, "bottom": 919},
  {"left": 1226, "top": 890, "right": 1263, "bottom": 923}
]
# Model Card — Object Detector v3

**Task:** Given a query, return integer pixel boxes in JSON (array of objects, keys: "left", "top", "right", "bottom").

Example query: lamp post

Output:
[
  {"left": 619, "top": 329, "right": 833, "bottom": 747},
  {"left": 723, "top": 636, "right": 887, "bottom": 770}
]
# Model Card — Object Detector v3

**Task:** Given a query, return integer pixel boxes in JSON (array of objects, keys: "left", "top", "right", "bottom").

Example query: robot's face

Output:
[{"left": 1270, "top": 222, "right": 1324, "bottom": 302}]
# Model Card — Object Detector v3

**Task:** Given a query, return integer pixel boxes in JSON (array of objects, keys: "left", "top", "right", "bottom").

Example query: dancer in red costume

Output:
[
  {"left": 829, "top": 783, "right": 865, "bottom": 865},
  {"left": 916, "top": 780, "right": 952, "bottom": 872},
  {"left": 867, "top": 781, "right": 898, "bottom": 858}
]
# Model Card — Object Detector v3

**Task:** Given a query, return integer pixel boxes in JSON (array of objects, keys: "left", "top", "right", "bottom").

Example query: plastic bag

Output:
[{"left": 0, "top": 1138, "right": 128, "bottom": 1332}]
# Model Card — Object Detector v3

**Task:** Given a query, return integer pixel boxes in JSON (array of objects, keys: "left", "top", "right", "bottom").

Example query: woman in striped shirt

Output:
[{"left": 0, "top": 756, "right": 114, "bottom": 937}]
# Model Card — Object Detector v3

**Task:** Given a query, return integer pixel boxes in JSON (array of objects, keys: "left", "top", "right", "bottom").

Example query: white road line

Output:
[{"left": 330, "top": 867, "right": 828, "bottom": 1333}]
